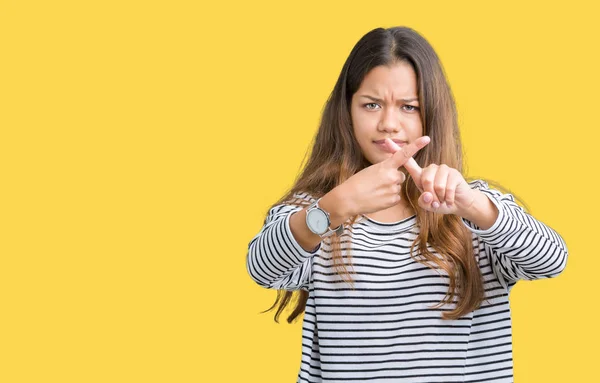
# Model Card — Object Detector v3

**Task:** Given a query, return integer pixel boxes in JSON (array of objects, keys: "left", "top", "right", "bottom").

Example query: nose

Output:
[{"left": 377, "top": 106, "right": 400, "bottom": 133}]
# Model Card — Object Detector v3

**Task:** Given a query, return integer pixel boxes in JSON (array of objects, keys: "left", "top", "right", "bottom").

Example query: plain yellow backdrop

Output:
[{"left": 1, "top": 0, "right": 597, "bottom": 382}]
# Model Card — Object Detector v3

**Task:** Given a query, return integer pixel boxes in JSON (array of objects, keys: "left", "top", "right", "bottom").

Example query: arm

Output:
[
  {"left": 461, "top": 180, "right": 569, "bottom": 288},
  {"left": 246, "top": 188, "right": 351, "bottom": 290}
]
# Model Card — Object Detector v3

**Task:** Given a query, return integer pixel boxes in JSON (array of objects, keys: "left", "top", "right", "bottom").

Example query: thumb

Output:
[{"left": 418, "top": 191, "right": 434, "bottom": 208}]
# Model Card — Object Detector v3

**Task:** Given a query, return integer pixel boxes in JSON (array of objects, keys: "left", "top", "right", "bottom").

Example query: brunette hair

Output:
[{"left": 263, "top": 26, "right": 527, "bottom": 322}]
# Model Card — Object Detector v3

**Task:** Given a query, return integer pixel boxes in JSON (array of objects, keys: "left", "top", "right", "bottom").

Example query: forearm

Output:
[
  {"left": 289, "top": 186, "right": 352, "bottom": 252},
  {"left": 458, "top": 180, "right": 568, "bottom": 282},
  {"left": 247, "top": 204, "right": 319, "bottom": 289}
]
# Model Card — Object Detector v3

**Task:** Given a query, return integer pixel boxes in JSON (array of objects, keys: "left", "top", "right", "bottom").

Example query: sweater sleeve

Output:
[
  {"left": 246, "top": 196, "right": 321, "bottom": 290},
  {"left": 461, "top": 179, "right": 568, "bottom": 290}
]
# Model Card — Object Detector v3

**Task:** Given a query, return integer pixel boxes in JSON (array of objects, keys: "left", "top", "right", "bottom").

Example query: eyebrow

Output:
[{"left": 359, "top": 95, "right": 419, "bottom": 103}]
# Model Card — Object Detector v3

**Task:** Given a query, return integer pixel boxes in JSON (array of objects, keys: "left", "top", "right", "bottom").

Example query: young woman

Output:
[{"left": 246, "top": 26, "right": 568, "bottom": 383}]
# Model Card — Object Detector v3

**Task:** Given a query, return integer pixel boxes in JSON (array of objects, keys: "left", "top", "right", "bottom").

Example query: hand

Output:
[
  {"left": 384, "top": 138, "right": 477, "bottom": 216},
  {"left": 338, "top": 136, "right": 431, "bottom": 216}
]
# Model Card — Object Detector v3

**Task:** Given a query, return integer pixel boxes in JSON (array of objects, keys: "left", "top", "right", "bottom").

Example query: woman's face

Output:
[{"left": 350, "top": 62, "right": 423, "bottom": 165}]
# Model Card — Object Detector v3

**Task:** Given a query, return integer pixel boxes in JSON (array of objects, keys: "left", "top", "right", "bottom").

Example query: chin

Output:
[{"left": 365, "top": 153, "right": 387, "bottom": 165}]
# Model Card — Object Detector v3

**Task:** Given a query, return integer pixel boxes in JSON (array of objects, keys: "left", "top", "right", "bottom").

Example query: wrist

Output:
[
  {"left": 460, "top": 190, "right": 499, "bottom": 230},
  {"left": 319, "top": 186, "right": 353, "bottom": 227}
]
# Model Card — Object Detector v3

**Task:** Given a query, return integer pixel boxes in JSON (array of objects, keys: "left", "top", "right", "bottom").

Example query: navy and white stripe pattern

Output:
[{"left": 247, "top": 180, "right": 568, "bottom": 382}]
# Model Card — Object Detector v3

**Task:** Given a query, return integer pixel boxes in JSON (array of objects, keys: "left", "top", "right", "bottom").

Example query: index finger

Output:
[{"left": 385, "top": 136, "right": 430, "bottom": 169}]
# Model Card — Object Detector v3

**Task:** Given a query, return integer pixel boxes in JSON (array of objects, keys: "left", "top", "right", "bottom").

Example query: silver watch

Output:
[{"left": 305, "top": 198, "right": 344, "bottom": 238}]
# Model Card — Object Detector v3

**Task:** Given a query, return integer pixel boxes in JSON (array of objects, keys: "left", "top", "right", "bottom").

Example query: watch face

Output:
[{"left": 307, "top": 208, "right": 329, "bottom": 234}]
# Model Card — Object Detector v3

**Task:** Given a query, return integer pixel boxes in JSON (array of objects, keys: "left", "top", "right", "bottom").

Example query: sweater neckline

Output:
[{"left": 359, "top": 213, "right": 417, "bottom": 231}]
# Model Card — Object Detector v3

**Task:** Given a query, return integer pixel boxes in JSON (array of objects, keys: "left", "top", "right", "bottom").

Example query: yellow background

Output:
[{"left": 1, "top": 1, "right": 597, "bottom": 382}]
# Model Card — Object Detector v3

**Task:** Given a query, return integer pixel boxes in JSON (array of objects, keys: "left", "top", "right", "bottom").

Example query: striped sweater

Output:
[{"left": 246, "top": 180, "right": 568, "bottom": 382}]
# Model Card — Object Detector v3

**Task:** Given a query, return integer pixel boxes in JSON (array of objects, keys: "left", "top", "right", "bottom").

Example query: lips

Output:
[
  {"left": 373, "top": 139, "right": 407, "bottom": 146},
  {"left": 374, "top": 139, "right": 406, "bottom": 153}
]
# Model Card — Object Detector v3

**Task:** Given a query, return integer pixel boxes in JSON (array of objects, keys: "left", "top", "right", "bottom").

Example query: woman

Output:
[{"left": 246, "top": 26, "right": 568, "bottom": 382}]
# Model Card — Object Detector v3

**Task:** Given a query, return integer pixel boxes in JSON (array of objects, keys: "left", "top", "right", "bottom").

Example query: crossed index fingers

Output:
[
  {"left": 383, "top": 136, "right": 430, "bottom": 185},
  {"left": 384, "top": 136, "right": 429, "bottom": 167}
]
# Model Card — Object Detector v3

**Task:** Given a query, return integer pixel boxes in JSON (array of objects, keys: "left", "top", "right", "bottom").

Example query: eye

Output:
[
  {"left": 402, "top": 105, "right": 419, "bottom": 112},
  {"left": 364, "top": 103, "right": 380, "bottom": 110}
]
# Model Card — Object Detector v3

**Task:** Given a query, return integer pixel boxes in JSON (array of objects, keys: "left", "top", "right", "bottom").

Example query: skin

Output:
[
  {"left": 349, "top": 62, "right": 423, "bottom": 220},
  {"left": 341, "top": 62, "right": 500, "bottom": 228},
  {"left": 289, "top": 62, "right": 500, "bottom": 252},
  {"left": 350, "top": 62, "right": 423, "bottom": 167}
]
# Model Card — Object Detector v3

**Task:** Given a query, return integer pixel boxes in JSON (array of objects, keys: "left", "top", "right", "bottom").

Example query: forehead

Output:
[{"left": 357, "top": 62, "right": 418, "bottom": 97}]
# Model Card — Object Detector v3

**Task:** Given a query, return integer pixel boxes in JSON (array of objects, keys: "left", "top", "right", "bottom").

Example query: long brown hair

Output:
[{"left": 263, "top": 26, "right": 527, "bottom": 323}]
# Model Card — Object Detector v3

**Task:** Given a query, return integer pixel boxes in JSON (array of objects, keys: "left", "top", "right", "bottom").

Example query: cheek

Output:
[
  {"left": 353, "top": 124, "right": 371, "bottom": 144},
  {"left": 409, "top": 118, "right": 424, "bottom": 137},
  {"left": 352, "top": 113, "right": 373, "bottom": 136}
]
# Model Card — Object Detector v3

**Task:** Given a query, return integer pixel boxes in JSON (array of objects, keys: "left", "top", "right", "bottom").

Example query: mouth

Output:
[
  {"left": 373, "top": 139, "right": 407, "bottom": 146},
  {"left": 373, "top": 139, "right": 407, "bottom": 153}
]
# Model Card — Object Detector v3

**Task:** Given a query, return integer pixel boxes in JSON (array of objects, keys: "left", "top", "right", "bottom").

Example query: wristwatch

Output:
[{"left": 305, "top": 198, "right": 344, "bottom": 238}]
